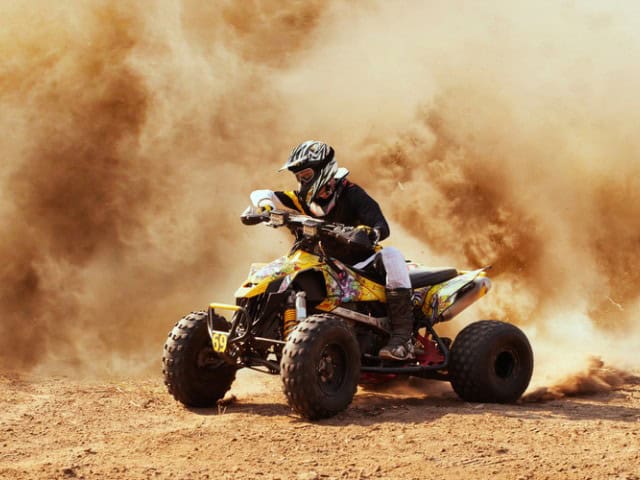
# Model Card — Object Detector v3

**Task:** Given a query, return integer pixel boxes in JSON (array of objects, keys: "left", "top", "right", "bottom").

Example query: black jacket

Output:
[{"left": 274, "top": 180, "right": 390, "bottom": 241}]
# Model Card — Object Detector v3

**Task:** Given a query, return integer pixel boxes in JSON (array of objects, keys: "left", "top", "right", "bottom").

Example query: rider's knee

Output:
[{"left": 379, "top": 247, "right": 410, "bottom": 290}]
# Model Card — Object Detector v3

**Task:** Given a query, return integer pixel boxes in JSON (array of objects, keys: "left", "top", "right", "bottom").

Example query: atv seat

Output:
[{"left": 409, "top": 268, "right": 458, "bottom": 288}]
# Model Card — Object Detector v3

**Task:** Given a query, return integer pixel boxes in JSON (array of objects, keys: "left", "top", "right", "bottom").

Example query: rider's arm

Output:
[{"left": 347, "top": 184, "right": 391, "bottom": 241}]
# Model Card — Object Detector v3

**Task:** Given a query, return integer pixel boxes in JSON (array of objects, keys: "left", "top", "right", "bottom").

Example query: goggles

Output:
[{"left": 294, "top": 167, "right": 315, "bottom": 185}]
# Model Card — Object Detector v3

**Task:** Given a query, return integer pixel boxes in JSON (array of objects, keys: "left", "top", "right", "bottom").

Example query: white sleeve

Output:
[
  {"left": 250, "top": 189, "right": 301, "bottom": 212},
  {"left": 250, "top": 189, "right": 277, "bottom": 209}
]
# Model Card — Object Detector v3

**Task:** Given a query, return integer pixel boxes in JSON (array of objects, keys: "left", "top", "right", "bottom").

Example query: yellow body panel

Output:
[
  {"left": 234, "top": 250, "right": 322, "bottom": 298},
  {"left": 349, "top": 272, "right": 386, "bottom": 301},
  {"left": 234, "top": 248, "right": 387, "bottom": 306},
  {"left": 315, "top": 261, "right": 386, "bottom": 310}
]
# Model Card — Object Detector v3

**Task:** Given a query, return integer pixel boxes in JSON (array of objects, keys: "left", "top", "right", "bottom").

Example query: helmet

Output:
[{"left": 279, "top": 140, "right": 346, "bottom": 209}]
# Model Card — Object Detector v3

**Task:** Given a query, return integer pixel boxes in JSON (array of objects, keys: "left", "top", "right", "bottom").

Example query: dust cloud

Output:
[
  {"left": 523, "top": 357, "right": 640, "bottom": 402},
  {"left": 1, "top": 0, "right": 639, "bottom": 393},
  {"left": 0, "top": 1, "right": 318, "bottom": 375},
  {"left": 276, "top": 1, "right": 640, "bottom": 389}
]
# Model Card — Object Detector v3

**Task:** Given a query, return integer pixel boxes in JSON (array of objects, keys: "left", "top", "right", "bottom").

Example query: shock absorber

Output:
[
  {"left": 283, "top": 291, "right": 307, "bottom": 340},
  {"left": 283, "top": 293, "right": 297, "bottom": 340},
  {"left": 295, "top": 291, "right": 307, "bottom": 320}
]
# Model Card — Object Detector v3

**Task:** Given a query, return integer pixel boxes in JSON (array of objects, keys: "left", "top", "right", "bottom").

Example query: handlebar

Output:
[
  {"left": 239, "top": 208, "right": 377, "bottom": 251},
  {"left": 240, "top": 208, "right": 270, "bottom": 226}
]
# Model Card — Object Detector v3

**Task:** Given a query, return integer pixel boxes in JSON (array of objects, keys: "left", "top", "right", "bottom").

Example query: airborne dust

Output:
[{"left": 1, "top": 1, "right": 639, "bottom": 395}]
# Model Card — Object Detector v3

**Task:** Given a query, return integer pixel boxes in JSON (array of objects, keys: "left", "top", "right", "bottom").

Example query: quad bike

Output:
[{"left": 162, "top": 209, "right": 534, "bottom": 420}]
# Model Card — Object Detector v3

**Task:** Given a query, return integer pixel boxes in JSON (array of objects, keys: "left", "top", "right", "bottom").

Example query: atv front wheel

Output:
[
  {"left": 281, "top": 314, "right": 361, "bottom": 420},
  {"left": 162, "top": 311, "right": 237, "bottom": 407},
  {"left": 449, "top": 320, "right": 533, "bottom": 403}
]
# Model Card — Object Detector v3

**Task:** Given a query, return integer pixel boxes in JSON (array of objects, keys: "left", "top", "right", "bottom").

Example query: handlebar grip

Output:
[
  {"left": 241, "top": 214, "right": 264, "bottom": 226},
  {"left": 240, "top": 205, "right": 271, "bottom": 225}
]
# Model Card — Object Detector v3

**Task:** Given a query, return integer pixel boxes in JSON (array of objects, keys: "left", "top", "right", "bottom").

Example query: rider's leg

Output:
[{"left": 377, "top": 247, "right": 415, "bottom": 361}]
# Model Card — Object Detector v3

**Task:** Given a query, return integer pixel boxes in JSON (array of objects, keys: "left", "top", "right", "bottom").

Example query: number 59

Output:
[{"left": 211, "top": 333, "right": 228, "bottom": 353}]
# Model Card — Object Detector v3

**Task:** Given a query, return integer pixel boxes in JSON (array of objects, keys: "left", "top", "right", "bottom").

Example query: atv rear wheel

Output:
[
  {"left": 162, "top": 311, "right": 237, "bottom": 407},
  {"left": 449, "top": 320, "right": 533, "bottom": 403},
  {"left": 281, "top": 314, "right": 360, "bottom": 420}
]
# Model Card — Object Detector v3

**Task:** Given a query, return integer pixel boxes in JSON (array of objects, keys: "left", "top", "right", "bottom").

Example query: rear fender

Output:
[{"left": 419, "top": 268, "right": 492, "bottom": 321}]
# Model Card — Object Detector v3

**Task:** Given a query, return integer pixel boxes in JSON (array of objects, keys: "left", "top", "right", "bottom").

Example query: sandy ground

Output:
[{"left": 1, "top": 368, "right": 639, "bottom": 480}]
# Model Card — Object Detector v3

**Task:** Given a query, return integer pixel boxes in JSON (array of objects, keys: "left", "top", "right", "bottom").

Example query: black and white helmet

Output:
[{"left": 279, "top": 140, "right": 341, "bottom": 205}]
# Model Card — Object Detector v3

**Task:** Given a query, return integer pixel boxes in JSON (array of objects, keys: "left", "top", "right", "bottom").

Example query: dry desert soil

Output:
[{"left": 1, "top": 368, "right": 639, "bottom": 480}]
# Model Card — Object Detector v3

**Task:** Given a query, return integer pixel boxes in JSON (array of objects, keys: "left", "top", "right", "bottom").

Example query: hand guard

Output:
[
  {"left": 240, "top": 205, "right": 266, "bottom": 225},
  {"left": 257, "top": 199, "right": 275, "bottom": 212}
]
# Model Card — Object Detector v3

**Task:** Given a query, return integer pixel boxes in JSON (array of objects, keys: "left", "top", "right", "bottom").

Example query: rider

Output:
[{"left": 249, "top": 140, "right": 415, "bottom": 361}]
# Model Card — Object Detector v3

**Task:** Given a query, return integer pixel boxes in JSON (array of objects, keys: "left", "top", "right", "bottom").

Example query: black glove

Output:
[
  {"left": 354, "top": 225, "right": 380, "bottom": 243},
  {"left": 345, "top": 225, "right": 376, "bottom": 249}
]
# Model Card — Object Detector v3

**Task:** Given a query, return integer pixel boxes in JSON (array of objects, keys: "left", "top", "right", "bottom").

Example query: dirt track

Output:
[{"left": 1, "top": 368, "right": 639, "bottom": 480}]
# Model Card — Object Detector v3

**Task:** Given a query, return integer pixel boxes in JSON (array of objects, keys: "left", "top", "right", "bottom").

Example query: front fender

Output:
[{"left": 234, "top": 250, "right": 323, "bottom": 298}]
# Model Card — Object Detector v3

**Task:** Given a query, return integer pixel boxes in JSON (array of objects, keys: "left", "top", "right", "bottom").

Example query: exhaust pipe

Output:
[{"left": 441, "top": 277, "right": 492, "bottom": 322}]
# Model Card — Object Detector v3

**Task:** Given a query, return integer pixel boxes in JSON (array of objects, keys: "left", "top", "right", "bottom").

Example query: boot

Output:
[{"left": 379, "top": 288, "right": 415, "bottom": 361}]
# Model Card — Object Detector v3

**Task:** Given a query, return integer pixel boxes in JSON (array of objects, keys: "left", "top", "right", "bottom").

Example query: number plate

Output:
[{"left": 211, "top": 331, "right": 229, "bottom": 353}]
